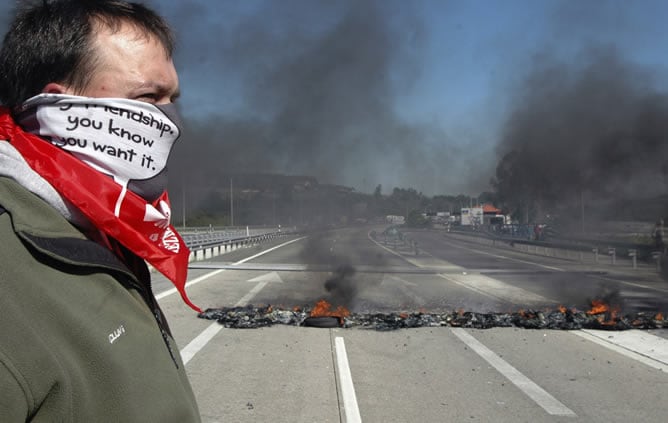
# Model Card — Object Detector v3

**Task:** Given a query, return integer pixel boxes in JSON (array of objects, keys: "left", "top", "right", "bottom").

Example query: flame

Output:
[
  {"left": 656, "top": 312, "right": 664, "bottom": 321},
  {"left": 586, "top": 299, "right": 609, "bottom": 315},
  {"left": 558, "top": 305, "right": 567, "bottom": 314},
  {"left": 310, "top": 299, "right": 350, "bottom": 319},
  {"left": 586, "top": 299, "right": 621, "bottom": 325}
]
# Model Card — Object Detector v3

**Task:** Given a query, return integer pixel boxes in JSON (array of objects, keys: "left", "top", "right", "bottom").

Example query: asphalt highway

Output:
[{"left": 155, "top": 226, "right": 668, "bottom": 422}]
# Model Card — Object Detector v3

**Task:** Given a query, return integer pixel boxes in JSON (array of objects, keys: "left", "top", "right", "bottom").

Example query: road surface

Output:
[{"left": 154, "top": 226, "right": 668, "bottom": 422}]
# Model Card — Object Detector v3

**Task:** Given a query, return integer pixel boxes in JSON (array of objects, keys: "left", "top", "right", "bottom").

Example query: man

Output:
[{"left": 0, "top": 1, "right": 201, "bottom": 421}]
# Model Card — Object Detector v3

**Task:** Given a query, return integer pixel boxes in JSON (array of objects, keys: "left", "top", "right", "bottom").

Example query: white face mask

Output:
[{"left": 17, "top": 93, "right": 182, "bottom": 201}]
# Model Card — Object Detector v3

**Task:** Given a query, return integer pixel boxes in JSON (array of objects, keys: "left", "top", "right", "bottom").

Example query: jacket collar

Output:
[{"left": 0, "top": 176, "right": 134, "bottom": 276}]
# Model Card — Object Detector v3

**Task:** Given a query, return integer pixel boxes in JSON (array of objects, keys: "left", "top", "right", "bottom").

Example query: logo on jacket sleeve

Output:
[{"left": 108, "top": 324, "right": 126, "bottom": 344}]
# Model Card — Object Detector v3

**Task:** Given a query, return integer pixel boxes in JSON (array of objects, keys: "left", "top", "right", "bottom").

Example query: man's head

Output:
[{"left": 0, "top": 0, "right": 178, "bottom": 110}]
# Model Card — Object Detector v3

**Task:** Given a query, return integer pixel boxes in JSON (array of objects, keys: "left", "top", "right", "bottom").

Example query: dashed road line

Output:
[
  {"left": 180, "top": 323, "right": 222, "bottom": 365},
  {"left": 334, "top": 337, "right": 362, "bottom": 423},
  {"left": 156, "top": 269, "right": 226, "bottom": 300},
  {"left": 173, "top": 237, "right": 306, "bottom": 365},
  {"left": 444, "top": 237, "right": 668, "bottom": 293},
  {"left": 441, "top": 239, "right": 564, "bottom": 272},
  {"left": 451, "top": 328, "right": 576, "bottom": 417},
  {"left": 156, "top": 237, "right": 306, "bottom": 300},
  {"left": 382, "top": 274, "right": 426, "bottom": 305},
  {"left": 370, "top": 231, "right": 557, "bottom": 305},
  {"left": 438, "top": 272, "right": 556, "bottom": 305}
]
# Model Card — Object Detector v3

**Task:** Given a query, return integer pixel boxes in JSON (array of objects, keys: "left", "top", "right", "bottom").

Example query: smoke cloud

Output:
[
  {"left": 160, "top": 0, "right": 472, "bottom": 196},
  {"left": 4, "top": 1, "right": 667, "bottom": 204},
  {"left": 495, "top": 47, "right": 668, "bottom": 200},
  {"left": 492, "top": 1, "right": 668, "bottom": 225}
]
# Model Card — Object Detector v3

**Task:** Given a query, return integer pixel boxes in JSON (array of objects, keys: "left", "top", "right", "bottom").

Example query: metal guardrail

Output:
[
  {"left": 384, "top": 224, "right": 666, "bottom": 274},
  {"left": 449, "top": 225, "right": 657, "bottom": 260},
  {"left": 442, "top": 225, "right": 668, "bottom": 274},
  {"left": 180, "top": 227, "right": 297, "bottom": 251}
]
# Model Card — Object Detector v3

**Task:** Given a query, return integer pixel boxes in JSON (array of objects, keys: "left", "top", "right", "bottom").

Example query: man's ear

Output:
[{"left": 42, "top": 82, "right": 69, "bottom": 94}]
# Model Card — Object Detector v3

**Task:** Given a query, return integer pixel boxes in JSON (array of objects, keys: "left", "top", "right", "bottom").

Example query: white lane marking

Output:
[
  {"left": 179, "top": 287, "right": 268, "bottom": 366},
  {"left": 586, "top": 273, "right": 668, "bottom": 294},
  {"left": 438, "top": 273, "right": 556, "bottom": 304},
  {"left": 446, "top": 237, "right": 668, "bottom": 292},
  {"left": 176, "top": 237, "right": 306, "bottom": 365},
  {"left": 157, "top": 237, "right": 306, "bottom": 299},
  {"left": 368, "top": 233, "right": 462, "bottom": 271},
  {"left": 247, "top": 271, "right": 284, "bottom": 283},
  {"left": 236, "top": 280, "right": 269, "bottom": 305},
  {"left": 451, "top": 328, "right": 576, "bottom": 417},
  {"left": 377, "top": 231, "right": 664, "bottom": 293},
  {"left": 181, "top": 323, "right": 222, "bottom": 365},
  {"left": 381, "top": 275, "right": 426, "bottom": 305},
  {"left": 233, "top": 236, "right": 306, "bottom": 264},
  {"left": 369, "top": 231, "right": 555, "bottom": 304},
  {"left": 573, "top": 330, "right": 668, "bottom": 371},
  {"left": 156, "top": 270, "right": 225, "bottom": 300},
  {"left": 442, "top": 239, "right": 564, "bottom": 272},
  {"left": 334, "top": 337, "right": 362, "bottom": 423}
]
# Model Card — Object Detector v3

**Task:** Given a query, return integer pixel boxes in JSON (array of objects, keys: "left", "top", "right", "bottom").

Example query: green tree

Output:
[{"left": 406, "top": 210, "right": 429, "bottom": 227}]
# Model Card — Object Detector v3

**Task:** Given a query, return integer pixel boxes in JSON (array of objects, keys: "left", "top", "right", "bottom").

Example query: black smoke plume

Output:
[
  {"left": 492, "top": 47, "right": 668, "bottom": 228},
  {"left": 159, "top": 0, "right": 476, "bottom": 199}
]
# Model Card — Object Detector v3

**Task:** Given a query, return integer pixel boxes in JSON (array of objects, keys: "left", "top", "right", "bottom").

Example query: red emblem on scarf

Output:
[{"left": 0, "top": 108, "right": 201, "bottom": 312}]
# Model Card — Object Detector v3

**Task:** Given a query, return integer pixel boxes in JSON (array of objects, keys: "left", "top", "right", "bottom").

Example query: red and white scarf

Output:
[{"left": 0, "top": 104, "right": 201, "bottom": 312}]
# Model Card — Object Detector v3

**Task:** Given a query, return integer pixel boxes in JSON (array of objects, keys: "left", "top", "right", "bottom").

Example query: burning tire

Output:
[{"left": 302, "top": 316, "right": 341, "bottom": 328}]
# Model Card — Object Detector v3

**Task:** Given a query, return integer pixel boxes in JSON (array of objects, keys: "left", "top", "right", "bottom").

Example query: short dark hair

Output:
[{"left": 0, "top": 0, "right": 175, "bottom": 109}]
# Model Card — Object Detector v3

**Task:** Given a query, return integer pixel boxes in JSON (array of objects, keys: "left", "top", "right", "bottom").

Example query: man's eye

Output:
[{"left": 135, "top": 93, "right": 158, "bottom": 103}]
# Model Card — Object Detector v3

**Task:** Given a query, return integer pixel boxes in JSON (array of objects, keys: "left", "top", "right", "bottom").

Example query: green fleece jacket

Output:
[{"left": 0, "top": 176, "right": 201, "bottom": 422}]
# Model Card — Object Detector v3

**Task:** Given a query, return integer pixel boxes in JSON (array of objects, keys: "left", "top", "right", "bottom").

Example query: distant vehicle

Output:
[
  {"left": 386, "top": 215, "right": 405, "bottom": 225},
  {"left": 461, "top": 207, "right": 483, "bottom": 226}
]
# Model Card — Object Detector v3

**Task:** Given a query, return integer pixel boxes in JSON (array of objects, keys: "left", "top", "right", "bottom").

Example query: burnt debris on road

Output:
[{"left": 198, "top": 301, "right": 667, "bottom": 331}]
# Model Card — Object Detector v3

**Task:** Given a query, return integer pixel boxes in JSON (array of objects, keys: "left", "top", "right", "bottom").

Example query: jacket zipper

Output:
[
  {"left": 153, "top": 308, "right": 179, "bottom": 368},
  {"left": 124, "top": 274, "right": 180, "bottom": 369}
]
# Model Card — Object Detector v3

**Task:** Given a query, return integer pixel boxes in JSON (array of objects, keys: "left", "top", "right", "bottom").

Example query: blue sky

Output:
[
  {"left": 3, "top": 0, "right": 668, "bottom": 196},
  {"left": 152, "top": 0, "right": 668, "bottom": 121},
  {"left": 152, "top": 0, "right": 668, "bottom": 195}
]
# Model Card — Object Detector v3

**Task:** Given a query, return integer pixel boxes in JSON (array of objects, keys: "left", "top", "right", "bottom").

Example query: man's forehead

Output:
[{"left": 91, "top": 18, "right": 171, "bottom": 58}]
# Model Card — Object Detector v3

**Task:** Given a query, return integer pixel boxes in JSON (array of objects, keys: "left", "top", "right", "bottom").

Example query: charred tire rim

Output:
[{"left": 303, "top": 316, "right": 341, "bottom": 328}]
